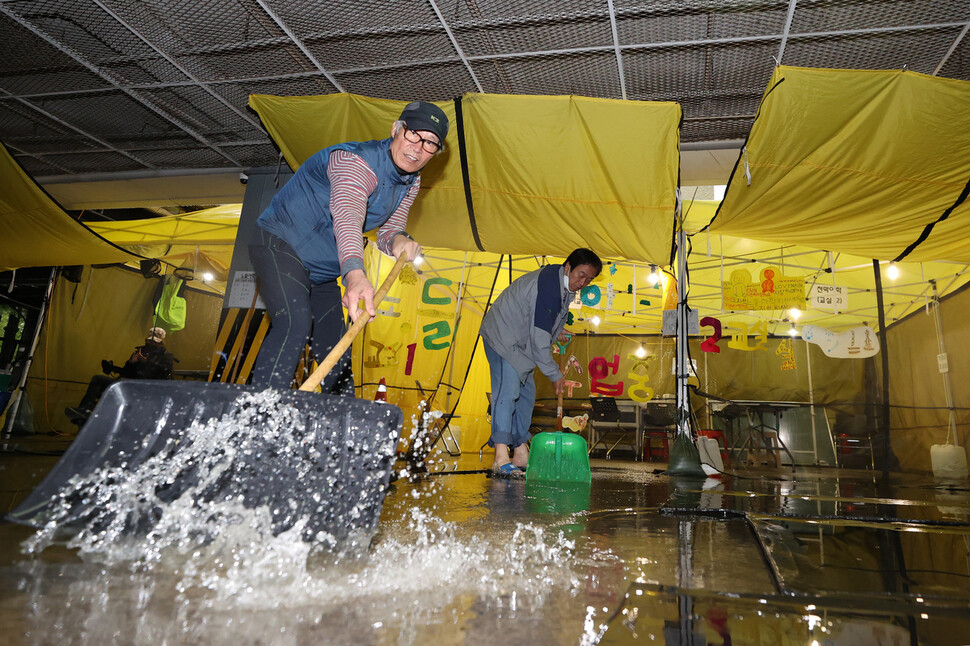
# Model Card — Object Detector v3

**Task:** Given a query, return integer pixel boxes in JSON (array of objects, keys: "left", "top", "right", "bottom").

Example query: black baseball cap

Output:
[{"left": 399, "top": 101, "right": 449, "bottom": 145}]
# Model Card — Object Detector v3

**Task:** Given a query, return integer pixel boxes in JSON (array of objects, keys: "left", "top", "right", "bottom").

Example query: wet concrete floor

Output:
[{"left": 1, "top": 432, "right": 969, "bottom": 645}]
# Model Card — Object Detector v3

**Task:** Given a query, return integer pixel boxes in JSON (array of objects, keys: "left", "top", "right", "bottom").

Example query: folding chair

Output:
[
  {"left": 641, "top": 404, "right": 676, "bottom": 462},
  {"left": 587, "top": 396, "right": 637, "bottom": 459}
]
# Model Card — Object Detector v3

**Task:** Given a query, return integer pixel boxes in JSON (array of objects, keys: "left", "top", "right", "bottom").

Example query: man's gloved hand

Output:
[{"left": 101, "top": 359, "right": 117, "bottom": 375}]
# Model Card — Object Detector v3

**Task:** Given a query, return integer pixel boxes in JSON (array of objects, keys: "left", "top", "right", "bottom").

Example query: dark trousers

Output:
[
  {"left": 248, "top": 227, "right": 354, "bottom": 394},
  {"left": 79, "top": 374, "right": 116, "bottom": 410}
]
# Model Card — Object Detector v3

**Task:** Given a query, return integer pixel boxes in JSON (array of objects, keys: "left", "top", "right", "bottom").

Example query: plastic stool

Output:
[
  {"left": 698, "top": 429, "right": 730, "bottom": 465},
  {"left": 642, "top": 429, "right": 670, "bottom": 462}
]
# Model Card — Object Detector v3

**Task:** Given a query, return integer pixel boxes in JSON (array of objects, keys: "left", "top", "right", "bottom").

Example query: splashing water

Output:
[
  {"left": 22, "top": 389, "right": 398, "bottom": 562},
  {"left": 181, "top": 508, "right": 583, "bottom": 609},
  {"left": 12, "top": 503, "right": 590, "bottom": 644},
  {"left": 16, "top": 388, "right": 592, "bottom": 642}
]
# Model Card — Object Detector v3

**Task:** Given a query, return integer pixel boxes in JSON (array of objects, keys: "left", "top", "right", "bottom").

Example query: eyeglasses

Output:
[{"left": 402, "top": 125, "right": 442, "bottom": 154}]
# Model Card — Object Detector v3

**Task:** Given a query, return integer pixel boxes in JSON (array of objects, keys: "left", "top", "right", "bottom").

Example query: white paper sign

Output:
[
  {"left": 809, "top": 284, "right": 847, "bottom": 311},
  {"left": 671, "top": 357, "right": 698, "bottom": 377},
  {"left": 226, "top": 271, "right": 266, "bottom": 309}
]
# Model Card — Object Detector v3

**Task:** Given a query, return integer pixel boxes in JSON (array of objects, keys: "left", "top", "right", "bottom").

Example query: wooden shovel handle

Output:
[
  {"left": 556, "top": 391, "right": 564, "bottom": 431},
  {"left": 298, "top": 253, "right": 408, "bottom": 392}
]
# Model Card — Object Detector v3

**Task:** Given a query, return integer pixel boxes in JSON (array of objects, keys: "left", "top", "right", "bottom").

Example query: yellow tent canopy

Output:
[
  {"left": 0, "top": 143, "right": 139, "bottom": 271},
  {"left": 248, "top": 92, "right": 680, "bottom": 265},
  {"left": 710, "top": 66, "right": 970, "bottom": 263},
  {"left": 88, "top": 204, "right": 241, "bottom": 247},
  {"left": 88, "top": 205, "right": 242, "bottom": 293}
]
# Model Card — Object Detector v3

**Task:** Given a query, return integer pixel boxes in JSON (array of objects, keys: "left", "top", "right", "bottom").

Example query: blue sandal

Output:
[{"left": 492, "top": 463, "right": 525, "bottom": 479}]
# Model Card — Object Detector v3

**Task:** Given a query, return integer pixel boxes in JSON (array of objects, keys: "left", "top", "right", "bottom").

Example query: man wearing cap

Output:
[
  {"left": 65, "top": 326, "right": 175, "bottom": 424},
  {"left": 249, "top": 100, "right": 448, "bottom": 393}
]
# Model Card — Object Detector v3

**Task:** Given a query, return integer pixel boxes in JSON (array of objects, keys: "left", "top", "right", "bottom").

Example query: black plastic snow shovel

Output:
[{"left": 8, "top": 254, "right": 410, "bottom": 546}]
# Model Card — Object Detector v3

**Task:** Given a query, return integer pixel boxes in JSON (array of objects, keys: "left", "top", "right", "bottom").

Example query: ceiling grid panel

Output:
[
  {"left": 92, "top": 0, "right": 269, "bottom": 135},
  {"left": 935, "top": 21, "right": 970, "bottom": 77},
  {"left": 0, "top": 0, "right": 966, "bottom": 181},
  {"left": 0, "top": 87, "right": 159, "bottom": 171},
  {"left": 0, "top": 0, "right": 244, "bottom": 168}
]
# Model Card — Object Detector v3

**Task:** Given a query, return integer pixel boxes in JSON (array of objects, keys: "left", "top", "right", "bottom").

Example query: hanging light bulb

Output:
[
  {"left": 590, "top": 315, "right": 601, "bottom": 327},
  {"left": 635, "top": 344, "right": 646, "bottom": 358},
  {"left": 414, "top": 255, "right": 424, "bottom": 266},
  {"left": 648, "top": 264, "right": 659, "bottom": 285},
  {"left": 788, "top": 308, "right": 801, "bottom": 320},
  {"left": 202, "top": 272, "right": 214, "bottom": 282},
  {"left": 787, "top": 324, "right": 798, "bottom": 337},
  {"left": 887, "top": 262, "right": 898, "bottom": 280}
]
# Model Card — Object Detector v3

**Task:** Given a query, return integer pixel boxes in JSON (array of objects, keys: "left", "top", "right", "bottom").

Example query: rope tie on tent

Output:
[
  {"left": 742, "top": 146, "right": 751, "bottom": 185},
  {"left": 453, "top": 96, "right": 485, "bottom": 252},
  {"left": 893, "top": 174, "right": 970, "bottom": 262}
]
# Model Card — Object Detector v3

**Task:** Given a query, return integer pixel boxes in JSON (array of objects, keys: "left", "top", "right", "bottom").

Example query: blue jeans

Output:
[
  {"left": 483, "top": 339, "right": 535, "bottom": 449},
  {"left": 248, "top": 227, "right": 354, "bottom": 394}
]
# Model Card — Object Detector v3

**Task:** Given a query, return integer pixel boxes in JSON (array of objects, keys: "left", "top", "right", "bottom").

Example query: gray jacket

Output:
[{"left": 480, "top": 264, "right": 574, "bottom": 383}]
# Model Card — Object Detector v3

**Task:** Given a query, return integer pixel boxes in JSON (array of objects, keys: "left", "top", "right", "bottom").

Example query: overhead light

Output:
[
  {"left": 590, "top": 315, "right": 601, "bottom": 327},
  {"left": 648, "top": 264, "right": 659, "bottom": 285},
  {"left": 789, "top": 308, "right": 801, "bottom": 320},
  {"left": 788, "top": 325, "right": 798, "bottom": 337},
  {"left": 414, "top": 255, "right": 424, "bottom": 266},
  {"left": 202, "top": 272, "right": 214, "bottom": 282},
  {"left": 887, "top": 262, "right": 898, "bottom": 280},
  {"left": 635, "top": 344, "right": 646, "bottom": 358}
]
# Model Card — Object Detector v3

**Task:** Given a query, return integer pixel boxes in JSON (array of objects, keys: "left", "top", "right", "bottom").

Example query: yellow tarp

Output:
[
  {"left": 88, "top": 204, "right": 241, "bottom": 247},
  {"left": 0, "top": 143, "right": 138, "bottom": 270},
  {"left": 88, "top": 205, "right": 242, "bottom": 293},
  {"left": 710, "top": 66, "right": 970, "bottom": 262},
  {"left": 248, "top": 92, "right": 680, "bottom": 264}
]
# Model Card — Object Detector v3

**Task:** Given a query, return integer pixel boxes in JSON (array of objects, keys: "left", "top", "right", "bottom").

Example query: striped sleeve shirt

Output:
[{"left": 328, "top": 149, "right": 420, "bottom": 277}]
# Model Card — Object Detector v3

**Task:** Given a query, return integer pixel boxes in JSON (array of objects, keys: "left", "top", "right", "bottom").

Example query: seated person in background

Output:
[{"left": 65, "top": 326, "right": 175, "bottom": 424}]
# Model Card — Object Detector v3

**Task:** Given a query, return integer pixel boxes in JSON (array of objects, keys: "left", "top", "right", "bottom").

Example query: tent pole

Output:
[
  {"left": 804, "top": 337, "right": 821, "bottom": 465},
  {"left": 667, "top": 224, "right": 704, "bottom": 477},
  {"left": 872, "top": 259, "right": 897, "bottom": 476},
  {"left": 2, "top": 268, "right": 56, "bottom": 438},
  {"left": 443, "top": 253, "right": 469, "bottom": 413},
  {"left": 704, "top": 350, "right": 711, "bottom": 429}
]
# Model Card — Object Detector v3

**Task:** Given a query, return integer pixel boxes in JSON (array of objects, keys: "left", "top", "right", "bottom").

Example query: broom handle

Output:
[
  {"left": 556, "top": 391, "right": 563, "bottom": 431},
  {"left": 298, "top": 253, "right": 408, "bottom": 392}
]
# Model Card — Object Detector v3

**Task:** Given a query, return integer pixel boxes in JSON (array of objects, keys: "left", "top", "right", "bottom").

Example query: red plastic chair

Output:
[{"left": 642, "top": 429, "right": 670, "bottom": 462}]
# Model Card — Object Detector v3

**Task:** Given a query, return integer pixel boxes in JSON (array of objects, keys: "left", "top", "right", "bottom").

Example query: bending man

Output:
[{"left": 480, "top": 249, "right": 602, "bottom": 477}]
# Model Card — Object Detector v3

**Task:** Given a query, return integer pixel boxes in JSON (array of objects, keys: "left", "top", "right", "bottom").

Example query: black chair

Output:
[
  {"left": 641, "top": 403, "right": 676, "bottom": 461},
  {"left": 587, "top": 396, "right": 637, "bottom": 459}
]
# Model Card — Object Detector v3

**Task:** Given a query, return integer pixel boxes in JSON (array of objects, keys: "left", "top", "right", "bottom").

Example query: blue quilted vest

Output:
[{"left": 256, "top": 138, "right": 418, "bottom": 283}]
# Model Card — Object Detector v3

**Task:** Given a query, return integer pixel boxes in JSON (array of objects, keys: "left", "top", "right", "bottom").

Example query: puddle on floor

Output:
[{"left": 2, "top": 422, "right": 969, "bottom": 645}]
